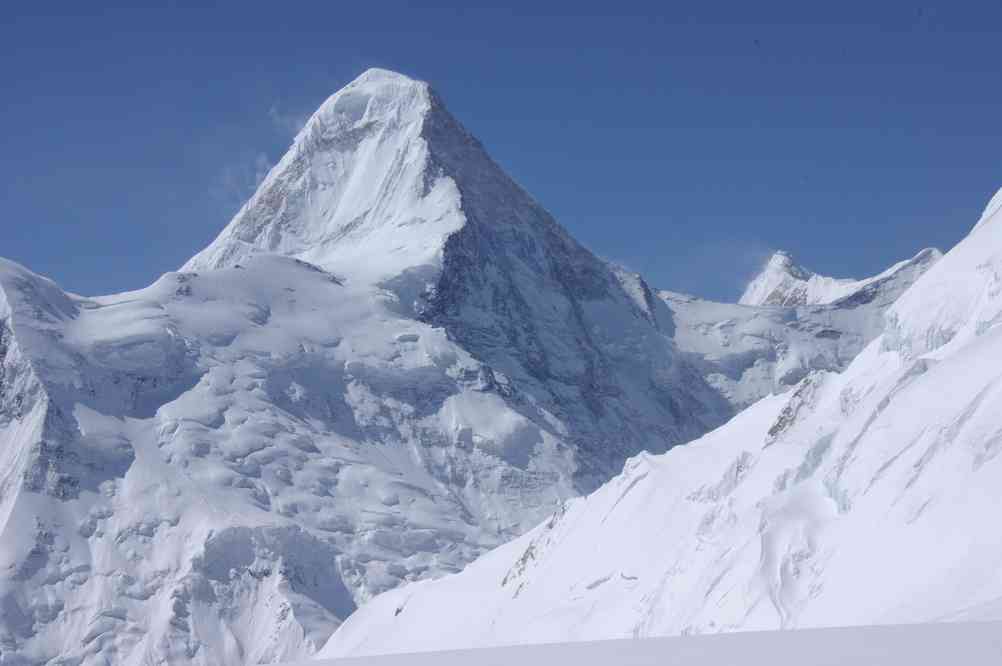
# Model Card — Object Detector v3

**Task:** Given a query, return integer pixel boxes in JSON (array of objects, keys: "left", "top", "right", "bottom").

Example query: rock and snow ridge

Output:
[
  {"left": 0, "top": 65, "right": 956, "bottom": 665},
  {"left": 661, "top": 245, "right": 941, "bottom": 409},
  {"left": 740, "top": 247, "right": 942, "bottom": 307}
]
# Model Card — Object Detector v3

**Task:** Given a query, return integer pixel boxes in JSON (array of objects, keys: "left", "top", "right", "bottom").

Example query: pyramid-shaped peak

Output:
[
  {"left": 184, "top": 66, "right": 560, "bottom": 291},
  {"left": 737, "top": 250, "right": 818, "bottom": 306},
  {"left": 184, "top": 67, "right": 449, "bottom": 278}
]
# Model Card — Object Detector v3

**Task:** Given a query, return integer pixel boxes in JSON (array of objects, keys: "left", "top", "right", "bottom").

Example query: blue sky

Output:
[{"left": 2, "top": 2, "right": 1000, "bottom": 300}]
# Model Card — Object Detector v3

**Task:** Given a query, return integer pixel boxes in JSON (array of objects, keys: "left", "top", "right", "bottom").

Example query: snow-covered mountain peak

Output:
[
  {"left": 184, "top": 68, "right": 457, "bottom": 286},
  {"left": 181, "top": 68, "right": 728, "bottom": 490},
  {"left": 740, "top": 249, "right": 848, "bottom": 306},
  {"left": 740, "top": 247, "right": 941, "bottom": 308}
]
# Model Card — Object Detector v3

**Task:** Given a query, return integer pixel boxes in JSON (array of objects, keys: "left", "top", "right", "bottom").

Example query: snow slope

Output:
[
  {"left": 739, "top": 248, "right": 941, "bottom": 307},
  {"left": 320, "top": 188, "right": 1002, "bottom": 658},
  {"left": 303, "top": 622, "right": 1002, "bottom": 666}
]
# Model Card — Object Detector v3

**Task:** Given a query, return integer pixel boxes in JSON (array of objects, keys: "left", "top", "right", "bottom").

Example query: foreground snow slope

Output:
[
  {"left": 321, "top": 188, "right": 1002, "bottom": 658},
  {"left": 304, "top": 622, "right": 1002, "bottom": 666}
]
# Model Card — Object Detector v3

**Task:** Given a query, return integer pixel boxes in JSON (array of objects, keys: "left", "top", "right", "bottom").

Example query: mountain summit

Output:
[
  {"left": 187, "top": 68, "right": 730, "bottom": 486},
  {"left": 740, "top": 248, "right": 941, "bottom": 307},
  {"left": 185, "top": 69, "right": 459, "bottom": 285}
]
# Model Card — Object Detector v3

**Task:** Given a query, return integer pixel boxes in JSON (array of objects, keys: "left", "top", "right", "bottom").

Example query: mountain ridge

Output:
[{"left": 740, "top": 247, "right": 942, "bottom": 307}]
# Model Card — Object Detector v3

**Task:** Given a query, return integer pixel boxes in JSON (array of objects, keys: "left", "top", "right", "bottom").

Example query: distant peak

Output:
[
  {"left": 739, "top": 250, "right": 844, "bottom": 306},
  {"left": 740, "top": 246, "right": 943, "bottom": 308}
]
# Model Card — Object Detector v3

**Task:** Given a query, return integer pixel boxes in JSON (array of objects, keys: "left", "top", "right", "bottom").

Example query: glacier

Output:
[{"left": 0, "top": 67, "right": 953, "bottom": 665}]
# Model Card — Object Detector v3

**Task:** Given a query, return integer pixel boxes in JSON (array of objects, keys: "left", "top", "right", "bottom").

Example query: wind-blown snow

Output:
[{"left": 320, "top": 188, "right": 1002, "bottom": 658}]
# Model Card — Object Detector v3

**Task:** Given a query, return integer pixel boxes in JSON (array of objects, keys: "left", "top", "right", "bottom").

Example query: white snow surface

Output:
[
  {"left": 320, "top": 189, "right": 1002, "bottom": 658},
  {"left": 303, "top": 621, "right": 1002, "bottom": 666},
  {"left": 739, "top": 247, "right": 941, "bottom": 307},
  {"left": 0, "top": 65, "right": 960, "bottom": 665}
]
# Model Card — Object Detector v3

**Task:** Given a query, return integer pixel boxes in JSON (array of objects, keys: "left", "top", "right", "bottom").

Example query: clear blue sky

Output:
[{"left": 3, "top": 2, "right": 1000, "bottom": 300}]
